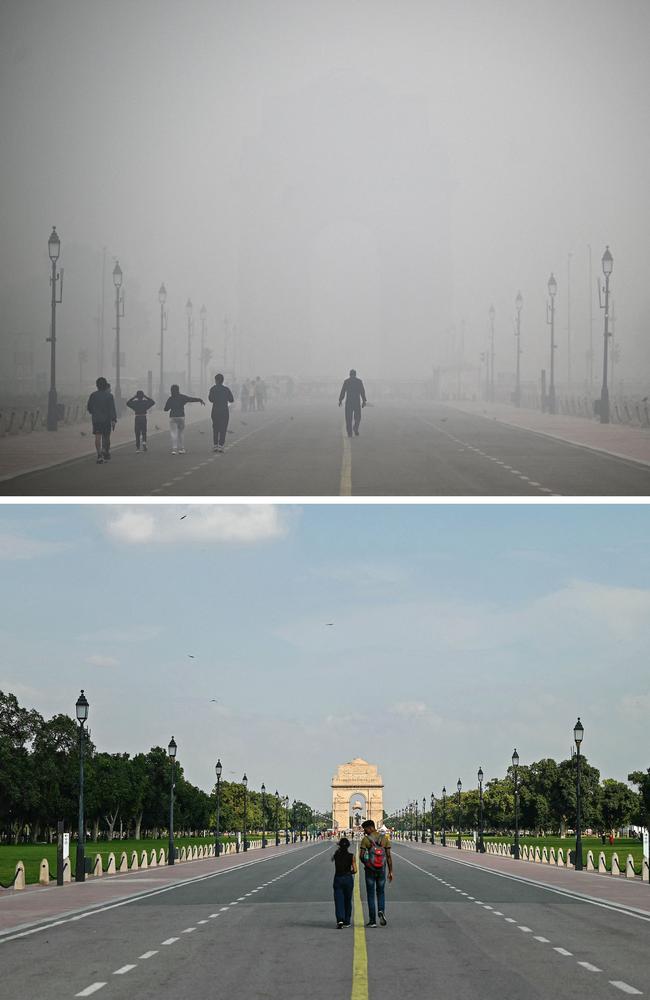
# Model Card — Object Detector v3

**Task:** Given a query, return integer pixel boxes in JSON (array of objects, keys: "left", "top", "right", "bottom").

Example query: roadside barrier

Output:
[
  {"left": 451, "top": 838, "right": 647, "bottom": 880},
  {"left": 1, "top": 836, "right": 297, "bottom": 891}
]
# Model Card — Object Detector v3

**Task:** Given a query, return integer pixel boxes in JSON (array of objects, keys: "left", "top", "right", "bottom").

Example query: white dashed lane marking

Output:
[
  {"left": 139, "top": 951, "right": 158, "bottom": 959},
  {"left": 113, "top": 965, "right": 136, "bottom": 975},
  {"left": 610, "top": 983, "right": 643, "bottom": 995},
  {"left": 553, "top": 948, "right": 573, "bottom": 956},
  {"left": 161, "top": 937, "right": 178, "bottom": 945},
  {"left": 75, "top": 986, "right": 106, "bottom": 997},
  {"left": 578, "top": 962, "right": 602, "bottom": 973}
]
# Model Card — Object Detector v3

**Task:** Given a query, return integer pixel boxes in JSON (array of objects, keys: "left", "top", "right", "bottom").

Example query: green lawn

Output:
[
  {"left": 0, "top": 835, "right": 240, "bottom": 887},
  {"left": 482, "top": 835, "right": 644, "bottom": 873}
]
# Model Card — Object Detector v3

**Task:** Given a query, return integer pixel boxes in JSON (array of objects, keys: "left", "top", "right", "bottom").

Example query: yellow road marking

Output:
[
  {"left": 351, "top": 848, "right": 368, "bottom": 1000},
  {"left": 340, "top": 425, "right": 352, "bottom": 495}
]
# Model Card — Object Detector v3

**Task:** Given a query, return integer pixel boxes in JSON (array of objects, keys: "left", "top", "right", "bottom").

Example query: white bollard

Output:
[
  {"left": 625, "top": 855, "right": 636, "bottom": 879},
  {"left": 586, "top": 850, "right": 595, "bottom": 871},
  {"left": 13, "top": 861, "right": 25, "bottom": 891},
  {"left": 158, "top": 848, "right": 165, "bottom": 865},
  {"left": 106, "top": 853, "right": 116, "bottom": 875},
  {"left": 130, "top": 850, "right": 139, "bottom": 871},
  {"left": 93, "top": 853, "right": 103, "bottom": 877},
  {"left": 598, "top": 851, "right": 607, "bottom": 873},
  {"left": 39, "top": 858, "right": 50, "bottom": 885},
  {"left": 149, "top": 849, "right": 157, "bottom": 867},
  {"left": 119, "top": 852, "right": 128, "bottom": 873},
  {"left": 140, "top": 850, "right": 148, "bottom": 869},
  {"left": 557, "top": 848, "right": 564, "bottom": 866},
  {"left": 611, "top": 852, "right": 621, "bottom": 876}
]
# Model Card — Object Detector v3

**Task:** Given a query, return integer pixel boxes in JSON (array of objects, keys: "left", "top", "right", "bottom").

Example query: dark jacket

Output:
[
  {"left": 164, "top": 394, "right": 201, "bottom": 418},
  {"left": 208, "top": 384, "right": 234, "bottom": 413},
  {"left": 126, "top": 395, "right": 155, "bottom": 416},
  {"left": 339, "top": 376, "right": 367, "bottom": 405},
  {"left": 87, "top": 389, "right": 117, "bottom": 423}
]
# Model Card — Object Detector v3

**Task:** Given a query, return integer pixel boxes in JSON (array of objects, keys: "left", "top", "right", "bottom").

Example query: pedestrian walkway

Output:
[
  {"left": 446, "top": 400, "right": 650, "bottom": 468},
  {"left": 402, "top": 840, "right": 650, "bottom": 916},
  {"left": 0, "top": 408, "right": 206, "bottom": 483},
  {"left": 0, "top": 841, "right": 306, "bottom": 939}
]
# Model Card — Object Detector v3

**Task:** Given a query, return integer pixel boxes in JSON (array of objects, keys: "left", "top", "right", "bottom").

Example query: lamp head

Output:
[
  {"left": 168, "top": 736, "right": 177, "bottom": 760},
  {"left": 512, "top": 748, "right": 519, "bottom": 767},
  {"left": 478, "top": 767, "right": 484, "bottom": 784},
  {"left": 515, "top": 290, "right": 523, "bottom": 311},
  {"left": 548, "top": 273, "right": 557, "bottom": 297},
  {"left": 48, "top": 226, "right": 61, "bottom": 262},
  {"left": 457, "top": 778, "right": 462, "bottom": 793},
  {"left": 602, "top": 245, "right": 613, "bottom": 276},
  {"left": 200, "top": 304, "right": 207, "bottom": 319},
  {"left": 488, "top": 304, "right": 495, "bottom": 322},
  {"left": 574, "top": 717, "right": 584, "bottom": 746},
  {"left": 75, "top": 689, "right": 89, "bottom": 724},
  {"left": 261, "top": 782, "right": 266, "bottom": 793},
  {"left": 159, "top": 282, "right": 167, "bottom": 305},
  {"left": 242, "top": 773, "right": 248, "bottom": 787},
  {"left": 186, "top": 298, "right": 193, "bottom": 318},
  {"left": 215, "top": 758, "right": 222, "bottom": 779}
]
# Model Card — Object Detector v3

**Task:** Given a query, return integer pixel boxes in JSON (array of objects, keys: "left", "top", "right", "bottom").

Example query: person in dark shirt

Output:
[
  {"left": 208, "top": 374, "right": 234, "bottom": 452},
  {"left": 86, "top": 376, "right": 117, "bottom": 463},
  {"left": 126, "top": 390, "right": 155, "bottom": 452},
  {"left": 338, "top": 369, "right": 367, "bottom": 437},
  {"left": 332, "top": 836, "right": 357, "bottom": 928},
  {"left": 163, "top": 384, "right": 205, "bottom": 454}
]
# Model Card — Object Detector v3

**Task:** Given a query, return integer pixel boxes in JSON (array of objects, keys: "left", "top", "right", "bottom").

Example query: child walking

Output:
[
  {"left": 126, "top": 390, "right": 155, "bottom": 451},
  {"left": 332, "top": 837, "right": 356, "bottom": 929}
]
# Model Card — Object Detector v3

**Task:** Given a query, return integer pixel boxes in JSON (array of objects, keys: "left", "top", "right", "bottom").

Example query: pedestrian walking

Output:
[
  {"left": 208, "top": 373, "right": 234, "bottom": 452},
  {"left": 163, "top": 384, "right": 205, "bottom": 454},
  {"left": 332, "top": 836, "right": 356, "bottom": 929},
  {"left": 338, "top": 369, "right": 367, "bottom": 437},
  {"left": 359, "top": 819, "right": 392, "bottom": 927},
  {"left": 87, "top": 376, "right": 117, "bottom": 463},
  {"left": 240, "top": 381, "right": 250, "bottom": 412},
  {"left": 254, "top": 376, "right": 267, "bottom": 411},
  {"left": 126, "top": 390, "right": 155, "bottom": 451}
]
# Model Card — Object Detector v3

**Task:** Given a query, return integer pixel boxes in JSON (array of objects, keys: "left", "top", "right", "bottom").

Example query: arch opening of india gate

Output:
[{"left": 331, "top": 758, "right": 384, "bottom": 831}]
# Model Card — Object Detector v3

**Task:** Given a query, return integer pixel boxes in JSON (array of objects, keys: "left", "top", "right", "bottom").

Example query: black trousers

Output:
[
  {"left": 134, "top": 415, "right": 147, "bottom": 447},
  {"left": 212, "top": 409, "right": 230, "bottom": 446},
  {"left": 345, "top": 400, "right": 362, "bottom": 436}
]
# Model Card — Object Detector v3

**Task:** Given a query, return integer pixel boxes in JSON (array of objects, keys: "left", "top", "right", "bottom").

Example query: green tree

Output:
[
  {"left": 598, "top": 779, "right": 637, "bottom": 833},
  {"left": 628, "top": 769, "right": 650, "bottom": 826}
]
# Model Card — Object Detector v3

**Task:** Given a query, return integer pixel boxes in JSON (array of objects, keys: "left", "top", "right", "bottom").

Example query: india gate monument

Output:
[{"left": 331, "top": 758, "right": 384, "bottom": 832}]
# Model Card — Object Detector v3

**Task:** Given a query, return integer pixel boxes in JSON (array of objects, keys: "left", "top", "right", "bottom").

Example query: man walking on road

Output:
[
  {"left": 208, "top": 373, "right": 234, "bottom": 452},
  {"left": 360, "top": 819, "right": 392, "bottom": 927},
  {"left": 87, "top": 376, "right": 117, "bottom": 463},
  {"left": 126, "top": 389, "right": 155, "bottom": 452},
  {"left": 338, "top": 369, "right": 367, "bottom": 437}
]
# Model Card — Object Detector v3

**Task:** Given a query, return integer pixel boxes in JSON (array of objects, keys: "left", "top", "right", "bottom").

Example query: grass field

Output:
[
  {"left": 0, "top": 835, "right": 241, "bottom": 887},
  {"left": 482, "top": 835, "right": 645, "bottom": 872}
]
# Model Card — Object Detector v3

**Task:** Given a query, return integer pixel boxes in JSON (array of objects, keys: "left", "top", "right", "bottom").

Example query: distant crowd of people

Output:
[{"left": 86, "top": 368, "right": 368, "bottom": 462}]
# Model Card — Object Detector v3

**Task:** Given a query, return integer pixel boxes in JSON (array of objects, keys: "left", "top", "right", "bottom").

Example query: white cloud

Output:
[
  {"left": 0, "top": 532, "right": 69, "bottom": 560},
  {"left": 85, "top": 654, "right": 119, "bottom": 668},
  {"left": 104, "top": 506, "right": 288, "bottom": 546},
  {"left": 391, "top": 701, "right": 429, "bottom": 718}
]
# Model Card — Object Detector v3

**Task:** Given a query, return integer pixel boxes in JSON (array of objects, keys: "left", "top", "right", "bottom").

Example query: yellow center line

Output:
[
  {"left": 340, "top": 424, "right": 352, "bottom": 495},
  {"left": 351, "top": 846, "right": 368, "bottom": 1000}
]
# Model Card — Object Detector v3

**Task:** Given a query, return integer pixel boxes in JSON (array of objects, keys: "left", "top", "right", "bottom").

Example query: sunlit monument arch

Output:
[{"left": 331, "top": 758, "right": 384, "bottom": 831}]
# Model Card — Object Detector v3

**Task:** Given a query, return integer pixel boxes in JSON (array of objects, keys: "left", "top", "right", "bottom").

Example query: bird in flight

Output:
[
  {"left": 325, "top": 623, "right": 334, "bottom": 626},
  {"left": 210, "top": 698, "right": 219, "bottom": 703},
  {"left": 180, "top": 514, "right": 188, "bottom": 520},
  {"left": 188, "top": 654, "right": 195, "bottom": 658}
]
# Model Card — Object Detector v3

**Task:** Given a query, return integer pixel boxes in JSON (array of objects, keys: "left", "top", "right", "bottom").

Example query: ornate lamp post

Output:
[
  {"left": 158, "top": 284, "right": 167, "bottom": 399},
  {"left": 284, "top": 796, "right": 290, "bottom": 844},
  {"left": 261, "top": 783, "right": 267, "bottom": 847},
  {"left": 275, "top": 790, "right": 280, "bottom": 846},
  {"left": 598, "top": 247, "right": 614, "bottom": 423},
  {"left": 488, "top": 304, "right": 496, "bottom": 402},
  {"left": 430, "top": 793, "right": 435, "bottom": 845},
  {"left": 186, "top": 298, "right": 193, "bottom": 392},
  {"left": 112, "top": 261, "right": 124, "bottom": 414},
  {"left": 242, "top": 773, "right": 248, "bottom": 851},
  {"left": 215, "top": 758, "right": 222, "bottom": 857},
  {"left": 477, "top": 767, "right": 485, "bottom": 853},
  {"left": 167, "top": 737, "right": 177, "bottom": 865},
  {"left": 546, "top": 273, "right": 557, "bottom": 414},
  {"left": 422, "top": 797, "right": 427, "bottom": 843},
  {"left": 46, "top": 227, "right": 64, "bottom": 431},
  {"left": 75, "top": 690, "right": 89, "bottom": 882},
  {"left": 456, "top": 779, "right": 462, "bottom": 849},
  {"left": 441, "top": 786, "right": 447, "bottom": 846},
  {"left": 512, "top": 749, "right": 520, "bottom": 859},
  {"left": 414, "top": 799, "right": 419, "bottom": 842},
  {"left": 574, "top": 718, "right": 584, "bottom": 871},
  {"left": 514, "top": 291, "right": 523, "bottom": 406},
  {"left": 199, "top": 304, "right": 207, "bottom": 398}
]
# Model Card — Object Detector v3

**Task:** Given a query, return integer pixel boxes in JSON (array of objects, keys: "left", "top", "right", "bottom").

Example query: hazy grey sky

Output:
[
  {"left": 2, "top": 0, "right": 649, "bottom": 384},
  {"left": 1, "top": 503, "right": 648, "bottom": 810}
]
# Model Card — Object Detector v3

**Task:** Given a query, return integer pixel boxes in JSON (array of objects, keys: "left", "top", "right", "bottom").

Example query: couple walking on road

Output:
[{"left": 332, "top": 820, "right": 393, "bottom": 929}]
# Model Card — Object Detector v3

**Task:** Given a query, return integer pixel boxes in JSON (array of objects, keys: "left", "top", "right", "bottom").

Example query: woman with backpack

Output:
[{"left": 332, "top": 836, "right": 357, "bottom": 929}]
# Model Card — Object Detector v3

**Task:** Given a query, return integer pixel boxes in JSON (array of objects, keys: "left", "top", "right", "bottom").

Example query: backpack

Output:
[{"left": 363, "top": 835, "right": 386, "bottom": 870}]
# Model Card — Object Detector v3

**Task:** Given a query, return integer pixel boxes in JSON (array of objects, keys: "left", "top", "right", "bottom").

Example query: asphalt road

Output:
[
  {"left": 2, "top": 401, "right": 649, "bottom": 496},
  {"left": 1, "top": 841, "right": 648, "bottom": 1000}
]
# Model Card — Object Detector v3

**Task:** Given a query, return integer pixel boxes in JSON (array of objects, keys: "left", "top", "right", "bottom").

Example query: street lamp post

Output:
[
  {"left": 167, "top": 737, "right": 177, "bottom": 865},
  {"left": 430, "top": 793, "right": 435, "bottom": 845},
  {"left": 158, "top": 284, "right": 167, "bottom": 399},
  {"left": 414, "top": 799, "right": 419, "bottom": 842},
  {"left": 199, "top": 305, "right": 207, "bottom": 398},
  {"left": 598, "top": 247, "right": 613, "bottom": 423},
  {"left": 47, "top": 227, "right": 64, "bottom": 431},
  {"left": 477, "top": 767, "right": 485, "bottom": 853},
  {"left": 284, "top": 796, "right": 290, "bottom": 844},
  {"left": 488, "top": 305, "right": 496, "bottom": 402},
  {"left": 546, "top": 273, "right": 557, "bottom": 414},
  {"left": 186, "top": 299, "right": 193, "bottom": 392},
  {"left": 422, "top": 797, "right": 427, "bottom": 843},
  {"left": 75, "top": 690, "right": 89, "bottom": 882},
  {"left": 514, "top": 291, "right": 523, "bottom": 406},
  {"left": 574, "top": 718, "right": 584, "bottom": 871},
  {"left": 261, "top": 783, "right": 267, "bottom": 848},
  {"left": 441, "top": 787, "right": 447, "bottom": 846},
  {"left": 456, "top": 779, "right": 462, "bottom": 849},
  {"left": 512, "top": 749, "right": 520, "bottom": 860},
  {"left": 112, "top": 261, "right": 124, "bottom": 414},
  {"left": 275, "top": 790, "right": 280, "bottom": 846},
  {"left": 242, "top": 773, "right": 248, "bottom": 851},
  {"left": 215, "top": 758, "right": 222, "bottom": 857}
]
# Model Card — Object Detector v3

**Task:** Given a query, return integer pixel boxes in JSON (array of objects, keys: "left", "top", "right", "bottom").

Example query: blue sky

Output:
[{"left": 1, "top": 503, "right": 649, "bottom": 811}]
